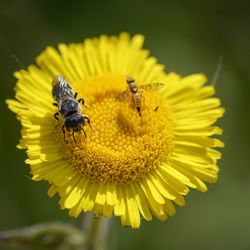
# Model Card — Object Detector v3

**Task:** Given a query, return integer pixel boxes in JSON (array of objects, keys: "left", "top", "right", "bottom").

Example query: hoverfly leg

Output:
[
  {"left": 53, "top": 102, "right": 58, "bottom": 107},
  {"left": 74, "top": 92, "right": 78, "bottom": 99}
]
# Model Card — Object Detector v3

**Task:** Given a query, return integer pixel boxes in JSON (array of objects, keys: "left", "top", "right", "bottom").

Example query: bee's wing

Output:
[
  {"left": 140, "top": 82, "right": 165, "bottom": 92},
  {"left": 52, "top": 76, "right": 74, "bottom": 101},
  {"left": 115, "top": 89, "right": 130, "bottom": 101}
]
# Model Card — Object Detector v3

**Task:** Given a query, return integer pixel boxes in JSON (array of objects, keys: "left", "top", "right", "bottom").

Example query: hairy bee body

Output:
[{"left": 52, "top": 75, "right": 93, "bottom": 141}]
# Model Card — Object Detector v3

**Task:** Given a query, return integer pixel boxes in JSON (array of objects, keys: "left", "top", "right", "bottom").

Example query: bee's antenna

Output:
[
  {"left": 211, "top": 56, "right": 223, "bottom": 86},
  {"left": 0, "top": 44, "right": 25, "bottom": 69}
]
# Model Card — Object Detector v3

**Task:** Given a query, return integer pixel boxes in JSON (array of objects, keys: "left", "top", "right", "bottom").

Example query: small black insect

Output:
[{"left": 52, "top": 75, "right": 93, "bottom": 142}]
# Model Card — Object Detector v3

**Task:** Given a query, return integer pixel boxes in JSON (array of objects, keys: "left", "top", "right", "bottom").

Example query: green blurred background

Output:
[{"left": 1, "top": 0, "right": 250, "bottom": 249}]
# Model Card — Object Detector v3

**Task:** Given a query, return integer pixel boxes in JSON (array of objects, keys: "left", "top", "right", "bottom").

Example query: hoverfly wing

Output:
[
  {"left": 115, "top": 89, "right": 130, "bottom": 101},
  {"left": 140, "top": 82, "right": 165, "bottom": 92}
]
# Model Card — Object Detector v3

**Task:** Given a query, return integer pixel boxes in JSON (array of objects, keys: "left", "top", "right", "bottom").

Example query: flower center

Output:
[{"left": 55, "top": 74, "right": 175, "bottom": 184}]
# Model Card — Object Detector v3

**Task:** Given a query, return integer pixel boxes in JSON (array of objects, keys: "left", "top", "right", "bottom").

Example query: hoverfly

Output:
[
  {"left": 115, "top": 76, "right": 164, "bottom": 116},
  {"left": 52, "top": 75, "right": 93, "bottom": 142}
]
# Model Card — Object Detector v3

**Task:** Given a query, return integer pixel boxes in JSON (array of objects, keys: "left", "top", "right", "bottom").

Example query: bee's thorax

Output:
[{"left": 60, "top": 99, "right": 82, "bottom": 119}]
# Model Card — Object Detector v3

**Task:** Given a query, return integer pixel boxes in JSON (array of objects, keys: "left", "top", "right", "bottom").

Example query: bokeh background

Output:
[{"left": 1, "top": 0, "right": 250, "bottom": 249}]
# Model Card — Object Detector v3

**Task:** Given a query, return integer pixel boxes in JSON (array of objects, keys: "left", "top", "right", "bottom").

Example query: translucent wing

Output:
[
  {"left": 140, "top": 82, "right": 165, "bottom": 92},
  {"left": 52, "top": 75, "right": 74, "bottom": 102},
  {"left": 115, "top": 89, "right": 130, "bottom": 101}
]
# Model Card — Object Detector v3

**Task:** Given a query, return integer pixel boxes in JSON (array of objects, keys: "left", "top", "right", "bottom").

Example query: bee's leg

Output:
[
  {"left": 83, "top": 115, "right": 94, "bottom": 131},
  {"left": 78, "top": 98, "right": 84, "bottom": 104},
  {"left": 62, "top": 124, "right": 66, "bottom": 142},
  {"left": 53, "top": 102, "right": 58, "bottom": 107},
  {"left": 75, "top": 90, "right": 90, "bottom": 109},
  {"left": 72, "top": 131, "right": 76, "bottom": 143},
  {"left": 54, "top": 112, "right": 59, "bottom": 120},
  {"left": 78, "top": 98, "right": 90, "bottom": 109},
  {"left": 80, "top": 127, "right": 87, "bottom": 137},
  {"left": 54, "top": 112, "right": 60, "bottom": 127}
]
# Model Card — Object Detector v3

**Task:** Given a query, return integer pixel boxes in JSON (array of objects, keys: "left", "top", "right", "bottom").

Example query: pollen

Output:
[{"left": 55, "top": 74, "right": 175, "bottom": 184}]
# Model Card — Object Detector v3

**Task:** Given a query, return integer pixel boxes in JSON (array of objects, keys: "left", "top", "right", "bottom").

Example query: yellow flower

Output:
[{"left": 6, "top": 33, "right": 224, "bottom": 228}]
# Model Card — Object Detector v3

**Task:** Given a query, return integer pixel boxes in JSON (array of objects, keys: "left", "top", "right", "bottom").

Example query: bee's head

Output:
[{"left": 65, "top": 114, "right": 84, "bottom": 131}]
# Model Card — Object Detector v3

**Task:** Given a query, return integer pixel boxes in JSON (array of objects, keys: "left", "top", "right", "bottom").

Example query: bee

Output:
[
  {"left": 52, "top": 75, "right": 93, "bottom": 142},
  {"left": 115, "top": 76, "right": 165, "bottom": 116}
]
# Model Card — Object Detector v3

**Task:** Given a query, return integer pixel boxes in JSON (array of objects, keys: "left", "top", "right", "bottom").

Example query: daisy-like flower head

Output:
[{"left": 7, "top": 33, "right": 224, "bottom": 228}]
